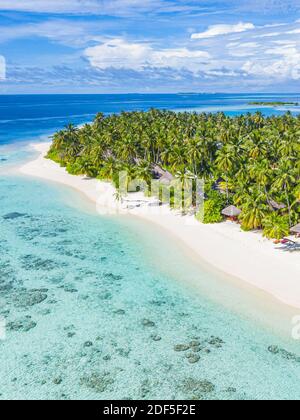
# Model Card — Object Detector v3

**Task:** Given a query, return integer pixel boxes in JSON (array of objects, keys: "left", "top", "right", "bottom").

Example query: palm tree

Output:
[
  {"left": 239, "top": 187, "right": 269, "bottom": 230},
  {"left": 99, "top": 157, "right": 117, "bottom": 180},
  {"left": 136, "top": 161, "right": 153, "bottom": 187},
  {"left": 272, "top": 159, "right": 296, "bottom": 227},
  {"left": 240, "top": 200, "right": 269, "bottom": 230},
  {"left": 215, "top": 145, "right": 235, "bottom": 202},
  {"left": 248, "top": 159, "right": 272, "bottom": 198},
  {"left": 262, "top": 213, "right": 290, "bottom": 240}
]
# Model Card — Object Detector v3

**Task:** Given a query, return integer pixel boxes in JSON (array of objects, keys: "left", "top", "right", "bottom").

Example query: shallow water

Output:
[
  {"left": 1, "top": 94, "right": 300, "bottom": 400},
  {"left": 0, "top": 168, "right": 299, "bottom": 400}
]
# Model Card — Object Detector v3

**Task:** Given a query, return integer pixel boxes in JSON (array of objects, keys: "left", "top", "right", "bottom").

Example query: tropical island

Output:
[
  {"left": 47, "top": 110, "right": 300, "bottom": 241},
  {"left": 249, "top": 101, "right": 299, "bottom": 107}
]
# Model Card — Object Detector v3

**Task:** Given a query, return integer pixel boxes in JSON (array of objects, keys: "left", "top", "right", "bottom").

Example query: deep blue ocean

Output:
[
  {"left": 1, "top": 93, "right": 300, "bottom": 145},
  {"left": 0, "top": 94, "right": 300, "bottom": 400}
]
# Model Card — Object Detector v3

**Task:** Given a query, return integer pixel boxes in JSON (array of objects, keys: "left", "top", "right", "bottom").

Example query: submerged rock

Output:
[
  {"left": 7, "top": 317, "right": 37, "bottom": 332},
  {"left": 84, "top": 341, "right": 93, "bottom": 348},
  {"left": 268, "top": 345, "right": 280, "bottom": 355},
  {"left": 63, "top": 285, "right": 78, "bottom": 293},
  {"left": 182, "top": 378, "right": 215, "bottom": 394},
  {"left": 174, "top": 344, "right": 190, "bottom": 352},
  {"left": 20, "top": 255, "right": 59, "bottom": 271},
  {"left": 209, "top": 336, "right": 224, "bottom": 348},
  {"left": 114, "top": 309, "right": 125, "bottom": 315},
  {"left": 116, "top": 348, "right": 131, "bottom": 357},
  {"left": 3, "top": 212, "right": 27, "bottom": 220},
  {"left": 191, "top": 346, "right": 202, "bottom": 353},
  {"left": 80, "top": 372, "right": 114, "bottom": 393},
  {"left": 190, "top": 340, "right": 201, "bottom": 347},
  {"left": 99, "top": 291, "right": 112, "bottom": 300},
  {"left": 104, "top": 273, "right": 123, "bottom": 282},
  {"left": 187, "top": 354, "right": 200, "bottom": 364},
  {"left": 142, "top": 319, "right": 155, "bottom": 327},
  {"left": 12, "top": 289, "right": 48, "bottom": 308},
  {"left": 151, "top": 334, "right": 162, "bottom": 342},
  {"left": 140, "top": 379, "right": 152, "bottom": 399},
  {"left": 0, "top": 280, "right": 14, "bottom": 293},
  {"left": 0, "top": 262, "right": 17, "bottom": 292},
  {"left": 268, "top": 345, "right": 300, "bottom": 362}
]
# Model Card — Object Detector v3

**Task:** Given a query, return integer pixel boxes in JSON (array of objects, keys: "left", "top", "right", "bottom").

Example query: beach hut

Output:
[
  {"left": 222, "top": 205, "right": 242, "bottom": 221},
  {"left": 152, "top": 165, "right": 174, "bottom": 184},
  {"left": 160, "top": 171, "right": 174, "bottom": 184},
  {"left": 290, "top": 224, "right": 300, "bottom": 237}
]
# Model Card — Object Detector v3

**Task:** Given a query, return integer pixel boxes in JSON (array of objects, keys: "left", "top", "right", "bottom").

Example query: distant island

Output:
[{"left": 249, "top": 101, "right": 299, "bottom": 107}]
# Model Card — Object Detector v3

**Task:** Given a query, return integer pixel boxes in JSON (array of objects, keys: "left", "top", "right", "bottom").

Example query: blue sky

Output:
[{"left": 0, "top": 0, "right": 300, "bottom": 93}]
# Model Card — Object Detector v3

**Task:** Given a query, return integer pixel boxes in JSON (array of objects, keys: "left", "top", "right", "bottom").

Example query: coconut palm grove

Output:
[{"left": 47, "top": 109, "right": 300, "bottom": 240}]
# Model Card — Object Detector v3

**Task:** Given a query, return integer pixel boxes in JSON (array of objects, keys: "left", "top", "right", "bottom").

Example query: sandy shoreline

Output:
[{"left": 19, "top": 143, "right": 300, "bottom": 310}]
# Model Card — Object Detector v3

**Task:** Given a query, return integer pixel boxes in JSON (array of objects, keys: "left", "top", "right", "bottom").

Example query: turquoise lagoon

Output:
[{"left": 0, "top": 94, "right": 300, "bottom": 400}]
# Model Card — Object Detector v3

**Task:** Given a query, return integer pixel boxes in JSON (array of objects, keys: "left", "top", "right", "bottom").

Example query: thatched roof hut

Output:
[
  {"left": 222, "top": 205, "right": 242, "bottom": 218},
  {"left": 152, "top": 165, "right": 174, "bottom": 184},
  {"left": 268, "top": 199, "right": 286, "bottom": 211},
  {"left": 160, "top": 171, "right": 174, "bottom": 183},
  {"left": 152, "top": 165, "right": 165, "bottom": 177},
  {"left": 290, "top": 224, "right": 300, "bottom": 235}
]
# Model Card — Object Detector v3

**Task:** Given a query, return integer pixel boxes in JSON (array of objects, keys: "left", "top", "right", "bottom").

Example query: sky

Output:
[{"left": 0, "top": 0, "right": 300, "bottom": 93}]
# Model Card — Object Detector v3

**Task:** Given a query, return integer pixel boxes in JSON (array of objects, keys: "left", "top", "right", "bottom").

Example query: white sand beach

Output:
[{"left": 20, "top": 143, "right": 300, "bottom": 310}]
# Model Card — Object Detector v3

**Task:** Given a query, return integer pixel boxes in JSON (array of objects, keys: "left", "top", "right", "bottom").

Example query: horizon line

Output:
[{"left": 1, "top": 92, "right": 300, "bottom": 96}]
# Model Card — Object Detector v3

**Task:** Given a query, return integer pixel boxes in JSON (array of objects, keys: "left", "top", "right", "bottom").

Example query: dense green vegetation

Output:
[{"left": 47, "top": 109, "right": 300, "bottom": 239}]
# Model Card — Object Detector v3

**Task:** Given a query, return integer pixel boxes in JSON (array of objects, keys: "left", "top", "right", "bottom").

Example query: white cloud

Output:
[
  {"left": 0, "top": 0, "right": 99, "bottom": 14},
  {"left": 85, "top": 38, "right": 210, "bottom": 72},
  {"left": 191, "top": 22, "right": 255, "bottom": 40},
  {"left": 0, "top": 55, "right": 6, "bottom": 80},
  {"left": 272, "top": 40, "right": 297, "bottom": 46},
  {"left": 0, "top": 0, "right": 129, "bottom": 14},
  {"left": 0, "top": 20, "right": 95, "bottom": 46},
  {"left": 0, "top": 0, "right": 204, "bottom": 16},
  {"left": 254, "top": 32, "right": 281, "bottom": 38},
  {"left": 205, "top": 69, "right": 240, "bottom": 77},
  {"left": 227, "top": 42, "right": 259, "bottom": 57},
  {"left": 242, "top": 46, "right": 300, "bottom": 80},
  {"left": 287, "top": 28, "right": 300, "bottom": 34}
]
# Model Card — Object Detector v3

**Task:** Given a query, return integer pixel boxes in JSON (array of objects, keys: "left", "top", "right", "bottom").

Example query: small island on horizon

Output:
[{"left": 249, "top": 101, "right": 299, "bottom": 107}]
